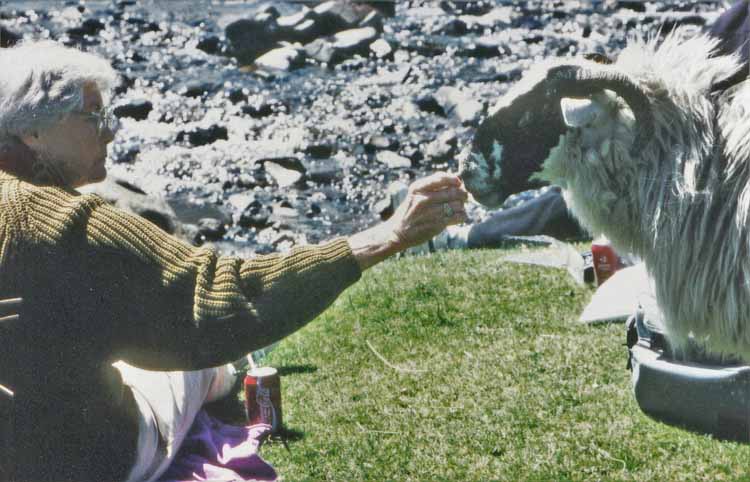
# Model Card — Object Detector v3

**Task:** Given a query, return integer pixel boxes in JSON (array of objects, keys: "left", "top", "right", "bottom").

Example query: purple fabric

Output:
[{"left": 159, "top": 410, "right": 277, "bottom": 482}]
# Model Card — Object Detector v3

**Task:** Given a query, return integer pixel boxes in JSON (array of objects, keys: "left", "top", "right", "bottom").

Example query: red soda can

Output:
[
  {"left": 591, "top": 236, "right": 621, "bottom": 286},
  {"left": 244, "top": 366, "right": 282, "bottom": 433}
]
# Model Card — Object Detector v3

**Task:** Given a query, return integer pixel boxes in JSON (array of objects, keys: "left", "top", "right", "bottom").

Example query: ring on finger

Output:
[{"left": 442, "top": 202, "right": 454, "bottom": 218}]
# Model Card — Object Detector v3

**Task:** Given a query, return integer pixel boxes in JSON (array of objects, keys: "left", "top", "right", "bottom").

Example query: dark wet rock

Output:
[
  {"left": 400, "top": 144, "right": 424, "bottom": 164},
  {"left": 177, "top": 125, "right": 228, "bottom": 146},
  {"left": 434, "top": 86, "right": 484, "bottom": 125},
  {"left": 178, "top": 80, "right": 219, "bottom": 98},
  {"left": 291, "top": 18, "right": 324, "bottom": 44},
  {"left": 617, "top": 1, "right": 647, "bottom": 12},
  {"left": 365, "top": 92, "right": 390, "bottom": 108},
  {"left": 67, "top": 18, "right": 105, "bottom": 38},
  {"left": 440, "top": 18, "right": 469, "bottom": 36},
  {"left": 238, "top": 198, "right": 273, "bottom": 229},
  {"left": 196, "top": 35, "right": 222, "bottom": 55},
  {"left": 222, "top": 2, "right": 376, "bottom": 63},
  {"left": 376, "top": 150, "right": 411, "bottom": 169},
  {"left": 125, "top": 16, "right": 160, "bottom": 33},
  {"left": 80, "top": 177, "right": 180, "bottom": 235},
  {"left": 111, "top": 143, "right": 140, "bottom": 164},
  {"left": 226, "top": 87, "right": 248, "bottom": 104},
  {"left": 414, "top": 93, "right": 446, "bottom": 116},
  {"left": 224, "top": 16, "right": 284, "bottom": 65},
  {"left": 459, "top": 37, "right": 504, "bottom": 59},
  {"left": 113, "top": 99, "right": 153, "bottom": 120},
  {"left": 241, "top": 101, "right": 275, "bottom": 118},
  {"left": 373, "top": 196, "right": 393, "bottom": 220},
  {"left": 0, "top": 26, "right": 21, "bottom": 48},
  {"left": 196, "top": 217, "right": 227, "bottom": 242},
  {"left": 301, "top": 2, "right": 352, "bottom": 40},
  {"left": 440, "top": 1, "right": 493, "bottom": 16},
  {"left": 255, "top": 45, "right": 305, "bottom": 72},
  {"left": 268, "top": 230, "right": 296, "bottom": 248},
  {"left": 467, "top": 65, "right": 523, "bottom": 84},
  {"left": 305, "top": 143, "right": 335, "bottom": 159},
  {"left": 256, "top": 4, "right": 282, "bottom": 20},
  {"left": 312, "top": 1, "right": 383, "bottom": 35},
  {"left": 261, "top": 157, "right": 306, "bottom": 187},
  {"left": 305, "top": 159, "right": 342, "bottom": 184},
  {"left": 114, "top": 74, "right": 135, "bottom": 95},
  {"left": 304, "top": 26, "right": 378, "bottom": 64},
  {"left": 305, "top": 202, "right": 322, "bottom": 218},
  {"left": 358, "top": 1, "right": 396, "bottom": 17}
]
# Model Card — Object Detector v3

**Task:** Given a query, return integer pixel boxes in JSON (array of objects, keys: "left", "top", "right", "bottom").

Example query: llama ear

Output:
[{"left": 560, "top": 97, "right": 605, "bottom": 128}]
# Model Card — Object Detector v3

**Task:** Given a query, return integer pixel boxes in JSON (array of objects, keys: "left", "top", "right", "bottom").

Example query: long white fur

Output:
[{"left": 524, "top": 32, "right": 750, "bottom": 359}]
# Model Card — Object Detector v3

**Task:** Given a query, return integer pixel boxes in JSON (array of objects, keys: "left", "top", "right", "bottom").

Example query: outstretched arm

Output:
[{"left": 19, "top": 173, "right": 466, "bottom": 371}]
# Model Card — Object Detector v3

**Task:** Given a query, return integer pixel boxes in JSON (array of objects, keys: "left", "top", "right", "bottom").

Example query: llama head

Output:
[
  {"left": 459, "top": 32, "right": 743, "bottom": 246},
  {"left": 459, "top": 56, "right": 654, "bottom": 211}
]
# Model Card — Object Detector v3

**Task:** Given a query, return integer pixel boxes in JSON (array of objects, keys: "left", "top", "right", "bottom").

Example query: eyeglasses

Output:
[{"left": 78, "top": 106, "right": 120, "bottom": 137}]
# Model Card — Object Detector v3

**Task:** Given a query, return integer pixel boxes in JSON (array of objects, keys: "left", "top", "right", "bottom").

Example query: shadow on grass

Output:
[
  {"left": 277, "top": 364, "right": 318, "bottom": 376},
  {"left": 271, "top": 426, "right": 305, "bottom": 444}
]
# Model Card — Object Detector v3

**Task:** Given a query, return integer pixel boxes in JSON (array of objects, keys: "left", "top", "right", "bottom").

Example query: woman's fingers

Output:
[
  {"left": 429, "top": 200, "right": 467, "bottom": 223},
  {"left": 416, "top": 187, "right": 468, "bottom": 205},
  {"left": 409, "top": 172, "right": 463, "bottom": 194}
]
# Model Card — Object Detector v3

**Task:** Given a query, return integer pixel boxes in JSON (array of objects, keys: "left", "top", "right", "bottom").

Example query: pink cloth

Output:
[{"left": 158, "top": 410, "right": 277, "bottom": 482}]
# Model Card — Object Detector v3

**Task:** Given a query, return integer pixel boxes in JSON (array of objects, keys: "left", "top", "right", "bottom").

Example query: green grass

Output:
[{"left": 243, "top": 248, "right": 750, "bottom": 481}]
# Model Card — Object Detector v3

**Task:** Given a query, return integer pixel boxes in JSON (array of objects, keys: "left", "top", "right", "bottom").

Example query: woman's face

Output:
[{"left": 22, "top": 82, "right": 116, "bottom": 188}]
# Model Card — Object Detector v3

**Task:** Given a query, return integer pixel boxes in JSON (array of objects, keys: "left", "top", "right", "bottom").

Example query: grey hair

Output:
[{"left": 0, "top": 40, "right": 117, "bottom": 148}]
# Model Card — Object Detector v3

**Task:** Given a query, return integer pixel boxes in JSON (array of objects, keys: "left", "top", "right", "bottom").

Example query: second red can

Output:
[
  {"left": 244, "top": 366, "right": 282, "bottom": 433},
  {"left": 591, "top": 237, "right": 621, "bottom": 286}
]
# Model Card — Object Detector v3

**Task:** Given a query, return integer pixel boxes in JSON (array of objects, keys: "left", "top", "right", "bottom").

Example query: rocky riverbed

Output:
[{"left": 0, "top": 0, "right": 725, "bottom": 255}]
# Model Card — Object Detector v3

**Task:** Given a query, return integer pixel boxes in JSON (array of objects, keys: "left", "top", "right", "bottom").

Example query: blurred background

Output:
[{"left": 0, "top": 0, "right": 727, "bottom": 255}]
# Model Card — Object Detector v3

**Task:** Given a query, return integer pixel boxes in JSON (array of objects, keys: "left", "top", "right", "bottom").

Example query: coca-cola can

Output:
[
  {"left": 591, "top": 240, "right": 621, "bottom": 286},
  {"left": 244, "top": 366, "right": 282, "bottom": 433}
]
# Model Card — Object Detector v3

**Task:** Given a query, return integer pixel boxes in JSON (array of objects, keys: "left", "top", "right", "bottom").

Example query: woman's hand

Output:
[
  {"left": 0, "top": 297, "right": 22, "bottom": 324},
  {"left": 348, "top": 172, "right": 468, "bottom": 270}
]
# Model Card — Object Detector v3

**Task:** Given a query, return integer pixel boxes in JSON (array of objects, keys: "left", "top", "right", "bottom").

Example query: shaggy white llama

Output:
[{"left": 459, "top": 31, "right": 750, "bottom": 360}]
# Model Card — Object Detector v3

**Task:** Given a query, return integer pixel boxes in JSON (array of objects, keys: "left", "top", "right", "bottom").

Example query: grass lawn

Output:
[{"left": 241, "top": 248, "right": 750, "bottom": 481}]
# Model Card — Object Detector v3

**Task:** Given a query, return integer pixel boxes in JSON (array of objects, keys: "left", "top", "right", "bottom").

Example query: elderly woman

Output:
[{"left": 0, "top": 42, "right": 468, "bottom": 481}]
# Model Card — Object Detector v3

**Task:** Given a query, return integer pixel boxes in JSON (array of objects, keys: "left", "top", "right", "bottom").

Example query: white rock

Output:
[
  {"left": 376, "top": 151, "right": 411, "bottom": 169},
  {"left": 333, "top": 27, "right": 377, "bottom": 49},
  {"left": 435, "top": 86, "right": 484, "bottom": 125},
  {"left": 370, "top": 38, "right": 392, "bottom": 58},
  {"left": 265, "top": 161, "right": 304, "bottom": 187},
  {"left": 255, "top": 46, "right": 303, "bottom": 71}
]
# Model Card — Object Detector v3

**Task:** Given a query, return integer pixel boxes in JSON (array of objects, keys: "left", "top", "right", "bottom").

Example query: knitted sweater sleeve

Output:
[{"left": 21, "top": 183, "right": 361, "bottom": 370}]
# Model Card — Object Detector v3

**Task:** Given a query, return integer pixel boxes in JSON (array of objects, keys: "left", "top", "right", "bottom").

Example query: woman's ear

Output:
[
  {"left": 19, "top": 132, "right": 40, "bottom": 149},
  {"left": 0, "top": 137, "right": 36, "bottom": 179}
]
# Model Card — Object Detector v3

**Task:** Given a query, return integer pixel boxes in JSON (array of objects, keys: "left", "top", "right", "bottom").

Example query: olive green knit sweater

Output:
[
  {"left": 0, "top": 169, "right": 361, "bottom": 481},
  {"left": 0, "top": 169, "right": 361, "bottom": 368}
]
